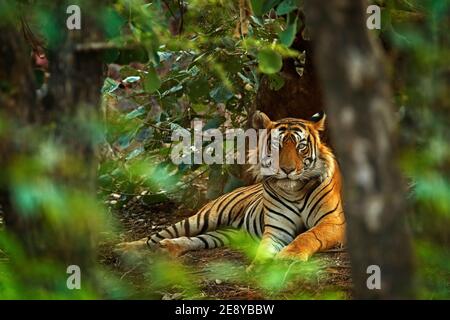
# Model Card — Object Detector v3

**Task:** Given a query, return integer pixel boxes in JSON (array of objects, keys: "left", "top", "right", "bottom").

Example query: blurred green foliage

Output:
[
  {"left": 383, "top": 0, "right": 449, "bottom": 298},
  {"left": 0, "top": 0, "right": 448, "bottom": 299},
  {"left": 98, "top": 0, "right": 300, "bottom": 206}
]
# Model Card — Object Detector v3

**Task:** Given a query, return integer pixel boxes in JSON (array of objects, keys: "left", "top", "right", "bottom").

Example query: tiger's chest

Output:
[{"left": 236, "top": 189, "right": 310, "bottom": 238}]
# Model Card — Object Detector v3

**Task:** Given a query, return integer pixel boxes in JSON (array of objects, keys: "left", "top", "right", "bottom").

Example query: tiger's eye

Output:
[{"left": 298, "top": 143, "right": 307, "bottom": 151}]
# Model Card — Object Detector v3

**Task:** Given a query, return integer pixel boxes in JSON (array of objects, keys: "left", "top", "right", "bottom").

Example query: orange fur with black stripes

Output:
[{"left": 116, "top": 112, "right": 346, "bottom": 264}]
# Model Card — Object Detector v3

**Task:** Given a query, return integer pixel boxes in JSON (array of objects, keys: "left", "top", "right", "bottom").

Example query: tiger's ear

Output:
[
  {"left": 252, "top": 111, "right": 272, "bottom": 129},
  {"left": 310, "top": 111, "right": 326, "bottom": 131}
]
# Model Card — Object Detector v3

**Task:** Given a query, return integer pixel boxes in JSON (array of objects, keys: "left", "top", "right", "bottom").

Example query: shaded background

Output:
[{"left": 0, "top": 0, "right": 448, "bottom": 299}]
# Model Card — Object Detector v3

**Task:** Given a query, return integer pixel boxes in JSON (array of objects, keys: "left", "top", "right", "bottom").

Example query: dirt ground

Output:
[{"left": 100, "top": 195, "right": 352, "bottom": 300}]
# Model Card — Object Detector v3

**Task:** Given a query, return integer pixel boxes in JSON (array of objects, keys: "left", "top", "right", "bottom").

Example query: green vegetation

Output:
[{"left": 0, "top": 0, "right": 448, "bottom": 299}]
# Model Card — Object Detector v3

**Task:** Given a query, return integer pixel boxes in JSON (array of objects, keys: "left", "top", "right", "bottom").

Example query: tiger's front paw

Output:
[
  {"left": 245, "top": 263, "right": 255, "bottom": 273},
  {"left": 276, "top": 246, "right": 310, "bottom": 262},
  {"left": 245, "top": 262, "right": 268, "bottom": 274},
  {"left": 158, "top": 238, "right": 189, "bottom": 257},
  {"left": 114, "top": 237, "right": 149, "bottom": 255},
  {"left": 246, "top": 255, "right": 272, "bottom": 274}
]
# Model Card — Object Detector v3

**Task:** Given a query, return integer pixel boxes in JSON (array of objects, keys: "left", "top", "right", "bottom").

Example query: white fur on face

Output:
[{"left": 274, "top": 178, "right": 303, "bottom": 190}]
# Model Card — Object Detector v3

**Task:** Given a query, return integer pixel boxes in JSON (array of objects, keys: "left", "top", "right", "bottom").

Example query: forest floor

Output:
[{"left": 100, "top": 195, "right": 353, "bottom": 300}]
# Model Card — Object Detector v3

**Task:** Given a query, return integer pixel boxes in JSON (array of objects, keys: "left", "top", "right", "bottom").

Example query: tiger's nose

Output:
[{"left": 281, "top": 165, "right": 295, "bottom": 175}]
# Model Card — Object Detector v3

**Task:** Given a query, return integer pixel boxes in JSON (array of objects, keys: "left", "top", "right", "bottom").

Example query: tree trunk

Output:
[
  {"left": 0, "top": 2, "right": 106, "bottom": 294},
  {"left": 256, "top": 32, "right": 324, "bottom": 121},
  {"left": 305, "top": 0, "right": 414, "bottom": 298},
  {"left": 45, "top": 2, "right": 106, "bottom": 189},
  {"left": 0, "top": 25, "right": 42, "bottom": 254}
]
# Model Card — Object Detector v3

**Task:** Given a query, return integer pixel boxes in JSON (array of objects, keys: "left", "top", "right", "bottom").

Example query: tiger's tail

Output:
[{"left": 146, "top": 203, "right": 219, "bottom": 246}]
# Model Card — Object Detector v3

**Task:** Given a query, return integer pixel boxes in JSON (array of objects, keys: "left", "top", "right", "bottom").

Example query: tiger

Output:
[{"left": 116, "top": 111, "right": 346, "bottom": 265}]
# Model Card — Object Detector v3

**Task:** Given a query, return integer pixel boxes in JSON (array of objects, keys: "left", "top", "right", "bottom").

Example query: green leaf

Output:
[
  {"left": 209, "top": 85, "right": 234, "bottom": 103},
  {"left": 123, "top": 76, "right": 141, "bottom": 84},
  {"left": 187, "top": 65, "right": 200, "bottom": 77},
  {"left": 268, "top": 73, "right": 285, "bottom": 91},
  {"left": 279, "top": 16, "right": 298, "bottom": 47},
  {"left": 126, "top": 147, "right": 144, "bottom": 160},
  {"left": 98, "top": 174, "right": 113, "bottom": 188},
  {"left": 258, "top": 48, "right": 283, "bottom": 74},
  {"left": 203, "top": 116, "right": 226, "bottom": 130},
  {"left": 250, "top": 0, "right": 264, "bottom": 16},
  {"left": 187, "top": 77, "right": 209, "bottom": 101},
  {"left": 119, "top": 66, "right": 139, "bottom": 78},
  {"left": 250, "top": 15, "right": 264, "bottom": 26},
  {"left": 101, "top": 77, "right": 119, "bottom": 94},
  {"left": 251, "top": 0, "right": 282, "bottom": 16},
  {"left": 100, "top": 8, "right": 125, "bottom": 39},
  {"left": 276, "top": 0, "right": 299, "bottom": 15},
  {"left": 162, "top": 83, "right": 183, "bottom": 97},
  {"left": 237, "top": 72, "right": 252, "bottom": 84},
  {"left": 125, "top": 106, "right": 147, "bottom": 120},
  {"left": 192, "top": 104, "right": 208, "bottom": 114},
  {"left": 142, "top": 66, "right": 161, "bottom": 93},
  {"left": 157, "top": 51, "right": 173, "bottom": 62},
  {"left": 117, "top": 134, "right": 131, "bottom": 149}
]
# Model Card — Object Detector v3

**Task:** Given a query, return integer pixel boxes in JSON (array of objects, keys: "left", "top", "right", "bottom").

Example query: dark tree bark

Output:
[
  {"left": 254, "top": 22, "right": 331, "bottom": 149},
  {"left": 0, "top": 25, "right": 42, "bottom": 255},
  {"left": 45, "top": 2, "right": 107, "bottom": 190},
  {"left": 305, "top": 0, "right": 414, "bottom": 298},
  {"left": 0, "top": 27, "right": 39, "bottom": 122},
  {"left": 256, "top": 32, "right": 324, "bottom": 121},
  {"left": 0, "top": 2, "right": 107, "bottom": 291}
]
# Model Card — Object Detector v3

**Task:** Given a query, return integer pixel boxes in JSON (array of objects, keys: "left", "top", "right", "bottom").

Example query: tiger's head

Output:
[{"left": 249, "top": 111, "right": 335, "bottom": 188}]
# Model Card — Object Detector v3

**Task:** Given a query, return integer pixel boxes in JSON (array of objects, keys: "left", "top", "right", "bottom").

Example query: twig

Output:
[
  {"left": 323, "top": 247, "right": 347, "bottom": 253},
  {"left": 20, "top": 16, "right": 46, "bottom": 52},
  {"left": 329, "top": 265, "right": 351, "bottom": 269},
  {"left": 75, "top": 42, "right": 139, "bottom": 52},
  {"left": 162, "top": 0, "right": 177, "bottom": 21},
  {"left": 147, "top": 123, "right": 172, "bottom": 132},
  {"left": 99, "top": 168, "right": 208, "bottom": 198},
  {"left": 281, "top": 260, "right": 302, "bottom": 287},
  {"left": 178, "top": 0, "right": 184, "bottom": 34},
  {"left": 120, "top": 264, "right": 140, "bottom": 280}
]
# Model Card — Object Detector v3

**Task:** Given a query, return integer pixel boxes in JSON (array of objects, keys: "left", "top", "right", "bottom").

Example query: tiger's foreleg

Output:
[
  {"left": 249, "top": 227, "right": 296, "bottom": 267},
  {"left": 158, "top": 229, "right": 240, "bottom": 256},
  {"left": 276, "top": 213, "right": 346, "bottom": 261},
  {"left": 246, "top": 234, "right": 289, "bottom": 272}
]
